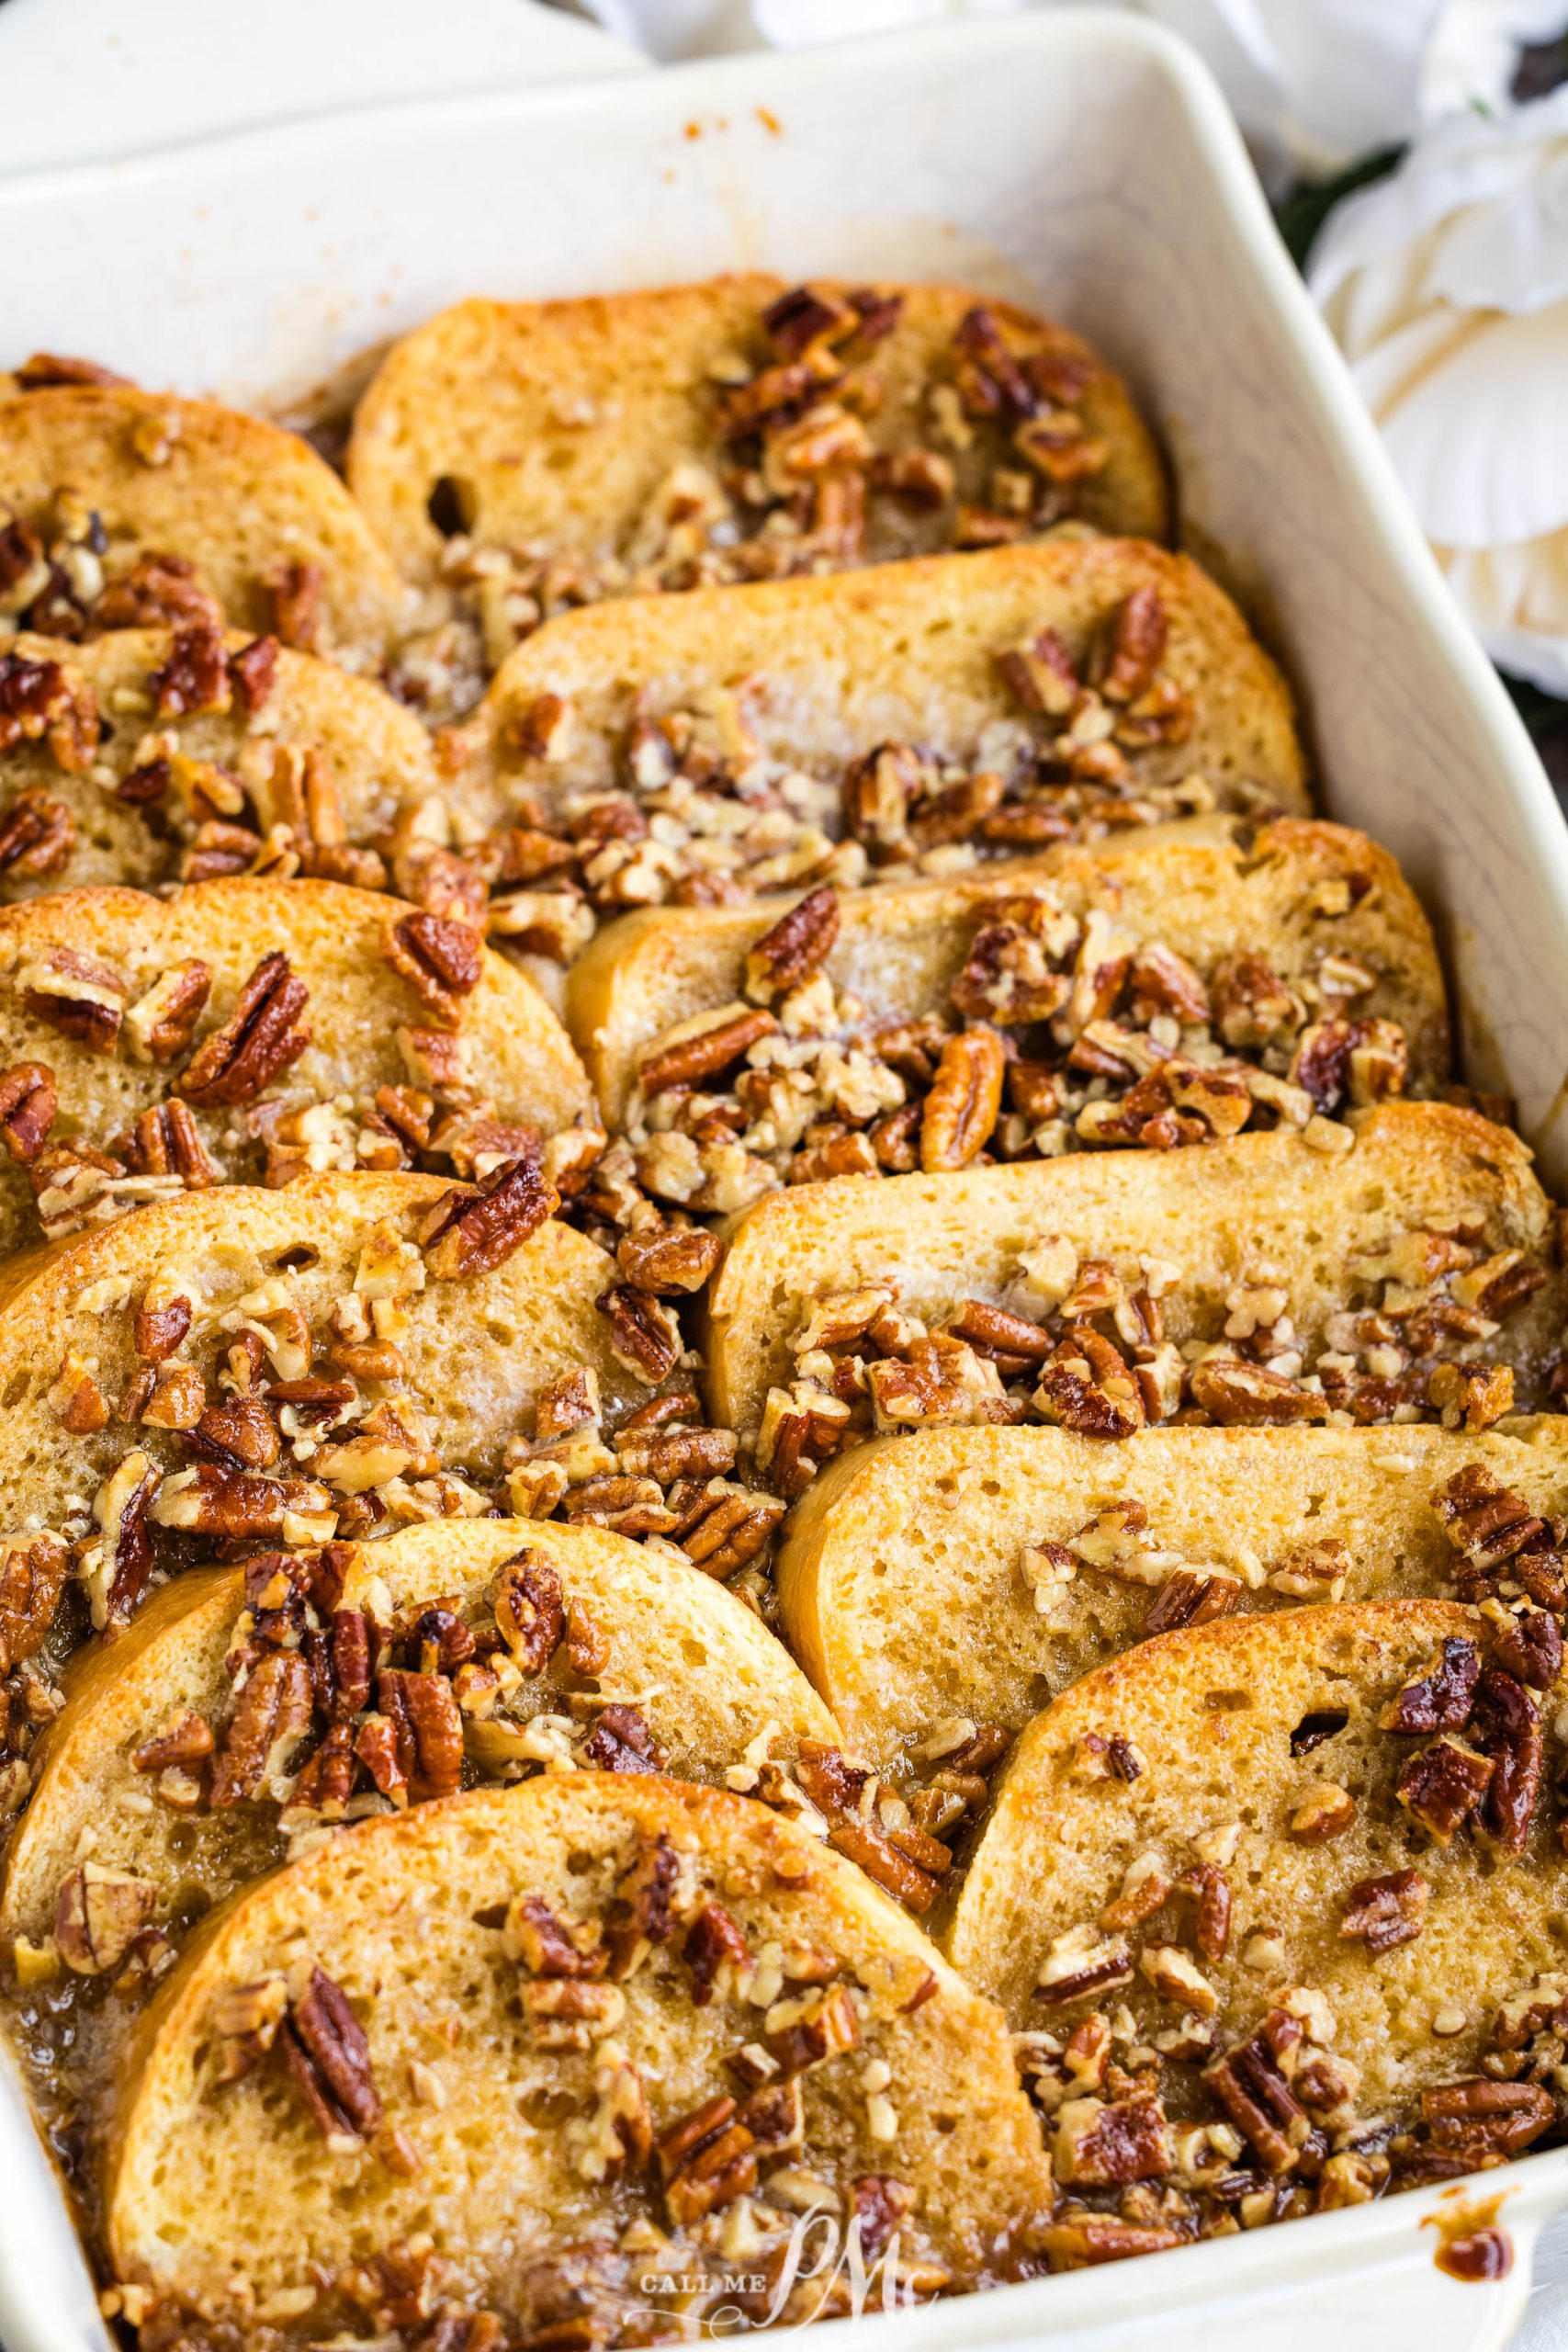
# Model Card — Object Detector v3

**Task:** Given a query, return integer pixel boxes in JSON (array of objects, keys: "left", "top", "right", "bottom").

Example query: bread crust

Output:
[
  {"left": 948, "top": 1599, "right": 1568, "bottom": 2112},
  {"left": 776, "top": 1420, "right": 1568, "bottom": 1766},
  {"left": 104, "top": 1776, "right": 1054, "bottom": 2319},
  {"left": 0, "top": 876, "right": 592, "bottom": 1257},
  {"left": 701, "top": 1102, "right": 1562, "bottom": 1441},
  {"left": 0, "top": 628, "right": 438, "bottom": 900},
  {"left": 349, "top": 276, "right": 1169, "bottom": 586},
  {"left": 0, "top": 388, "right": 409, "bottom": 662},
  {"left": 467, "top": 537, "right": 1305, "bottom": 829},
  {"left": 568, "top": 815, "right": 1447, "bottom": 1125}
]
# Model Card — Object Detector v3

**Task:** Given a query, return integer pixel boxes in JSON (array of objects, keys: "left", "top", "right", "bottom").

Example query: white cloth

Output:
[{"left": 1312, "top": 85, "right": 1568, "bottom": 694}]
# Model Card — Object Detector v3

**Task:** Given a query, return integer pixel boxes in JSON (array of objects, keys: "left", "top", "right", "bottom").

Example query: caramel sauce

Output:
[{"left": 1422, "top": 2188, "right": 1514, "bottom": 2282}]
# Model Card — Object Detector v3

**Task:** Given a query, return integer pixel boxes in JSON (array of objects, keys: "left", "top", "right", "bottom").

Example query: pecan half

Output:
[
  {"left": 123, "top": 960, "right": 212, "bottom": 1064},
  {"left": 0, "top": 1061, "right": 56, "bottom": 1163},
  {"left": 684, "top": 1902, "right": 750, "bottom": 2006},
  {"left": 177, "top": 952, "right": 310, "bottom": 1106},
  {"left": 228, "top": 634, "right": 279, "bottom": 714},
  {"left": 597, "top": 1284, "right": 682, "bottom": 1385},
  {"left": 55, "top": 1864, "right": 157, "bottom": 1976},
  {"left": 421, "top": 1157, "right": 558, "bottom": 1277},
  {"left": 744, "top": 886, "right": 840, "bottom": 1002},
  {"left": 1423, "top": 2077, "right": 1555, "bottom": 2161},
  {"left": 210, "top": 1650, "right": 313, "bottom": 1805},
  {"left": 378, "top": 1668, "right": 464, "bottom": 1802},
  {"left": 0, "top": 1532, "right": 68, "bottom": 1674},
  {"left": 280, "top": 1964, "right": 383, "bottom": 2140},
  {"left": 150, "top": 621, "right": 231, "bottom": 718},
  {"left": 920, "top": 1026, "right": 1005, "bottom": 1171},
  {"left": 493, "top": 1552, "right": 566, "bottom": 1672},
  {"left": 1396, "top": 1737, "right": 1494, "bottom": 1844},
  {"left": 1188, "top": 1359, "right": 1328, "bottom": 1427},
  {"left": 0, "top": 787, "right": 74, "bottom": 877},
  {"left": 637, "top": 1005, "right": 777, "bottom": 1096},
  {"left": 383, "top": 911, "right": 484, "bottom": 1028},
  {"left": 21, "top": 945, "right": 124, "bottom": 1051},
  {"left": 1337, "top": 1868, "right": 1428, "bottom": 1951},
  {"left": 1381, "top": 1637, "right": 1480, "bottom": 1734},
  {"left": 118, "top": 1101, "right": 220, "bottom": 1186},
  {"left": 1206, "top": 2011, "right": 1307, "bottom": 2174},
  {"left": 1035, "top": 1329, "right": 1145, "bottom": 1438},
  {"left": 615, "top": 1224, "right": 721, "bottom": 1296}
]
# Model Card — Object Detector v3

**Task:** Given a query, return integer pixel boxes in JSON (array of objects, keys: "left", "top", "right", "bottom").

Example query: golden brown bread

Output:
[
  {"left": 776, "top": 1420, "right": 1568, "bottom": 1769},
  {"left": 949, "top": 1601, "right": 1568, "bottom": 2136},
  {"left": 349, "top": 274, "right": 1168, "bottom": 589},
  {"left": 0, "top": 628, "right": 440, "bottom": 900},
  {"left": 104, "top": 1776, "right": 1055, "bottom": 2334},
  {"left": 0, "top": 388, "right": 409, "bottom": 668},
  {"left": 0, "top": 1519, "right": 840, "bottom": 2119},
  {"left": 0, "top": 1173, "right": 637, "bottom": 1693},
  {"left": 701, "top": 1102, "right": 1564, "bottom": 1470},
  {"left": 0, "top": 876, "right": 594, "bottom": 1257},
  {"left": 461, "top": 538, "right": 1307, "bottom": 881},
  {"left": 566, "top": 816, "right": 1447, "bottom": 1147}
]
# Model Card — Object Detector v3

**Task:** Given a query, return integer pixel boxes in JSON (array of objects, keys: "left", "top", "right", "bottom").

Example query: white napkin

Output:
[
  {"left": 1312, "top": 85, "right": 1568, "bottom": 694},
  {"left": 570, "top": 0, "right": 1565, "bottom": 172}
]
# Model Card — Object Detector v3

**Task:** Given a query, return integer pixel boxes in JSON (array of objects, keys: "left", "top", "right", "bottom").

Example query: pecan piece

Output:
[
  {"left": 920, "top": 1025, "right": 1006, "bottom": 1171},
  {"left": 1423, "top": 2077, "right": 1555, "bottom": 2161},
  {"left": 1206, "top": 2011, "right": 1307, "bottom": 2174},
  {"left": 228, "top": 634, "right": 279, "bottom": 714},
  {"left": 637, "top": 1005, "right": 777, "bottom": 1096},
  {"left": 684, "top": 1902, "right": 750, "bottom": 2006},
  {"left": 378, "top": 1668, "right": 464, "bottom": 1803},
  {"left": 130, "top": 1709, "right": 214, "bottom": 1775},
  {"left": 1099, "top": 586, "right": 1168, "bottom": 704},
  {"left": 1381, "top": 1637, "right": 1480, "bottom": 1733},
  {"left": 659, "top": 2095, "right": 760, "bottom": 2228},
  {"left": 0, "top": 787, "right": 74, "bottom": 877},
  {"left": 1144, "top": 1571, "right": 1243, "bottom": 1635},
  {"left": 81, "top": 1452, "right": 161, "bottom": 1634},
  {"left": 151, "top": 1463, "right": 331, "bottom": 1539},
  {"left": 581, "top": 1701, "right": 664, "bottom": 1773},
  {"left": 123, "top": 959, "right": 212, "bottom": 1064},
  {"left": 421, "top": 1158, "right": 558, "bottom": 1277},
  {"left": 0, "top": 1532, "right": 68, "bottom": 1674},
  {"left": 744, "top": 886, "right": 840, "bottom": 1003},
  {"left": 615, "top": 1224, "right": 721, "bottom": 1296},
  {"left": 383, "top": 910, "right": 484, "bottom": 1028},
  {"left": 209, "top": 1650, "right": 313, "bottom": 1806},
  {"left": 118, "top": 1101, "right": 220, "bottom": 1186},
  {"left": 1471, "top": 1665, "right": 1543, "bottom": 1854},
  {"left": 150, "top": 620, "right": 231, "bottom": 718},
  {"left": 1054, "top": 2090, "right": 1172, "bottom": 2188},
  {"left": 1396, "top": 1737, "right": 1494, "bottom": 1844},
  {"left": 0, "top": 1061, "right": 56, "bottom": 1164},
  {"left": 1188, "top": 1359, "right": 1329, "bottom": 1427},
  {"left": 280, "top": 1964, "right": 383, "bottom": 2140},
  {"left": 597, "top": 1284, "right": 682, "bottom": 1385},
  {"left": 493, "top": 1552, "right": 566, "bottom": 1670},
  {"left": 1337, "top": 1868, "right": 1428, "bottom": 1952},
  {"left": 21, "top": 945, "right": 123, "bottom": 1051},
  {"left": 1035, "top": 1329, "right": 1146, "bottom": 1438},
  {"left": 176, "top": 951, "right": 310, "bottom": 1107},
  {"left": 55, "top": 1863, "right": 157, "bottom": 1976}
]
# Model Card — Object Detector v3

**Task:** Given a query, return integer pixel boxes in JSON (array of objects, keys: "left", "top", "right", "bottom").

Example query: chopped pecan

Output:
[
  {"left": 0, "top": 1061, "right": 56, "bottom": 1164},
  {"left": 615, "top": 1224, "right": 721, "bottom": 1295},
  {"left": 150, "top": 620, "right": 231, "bottom": 718},
  {"left": 270, "top": 558, "right": 324, "bottom": 652},
  {"left": 118, "top": 1100, "right": 220, "bottom": 1186},
  {"left": 1177, "top": 1861, "right": 1232, "bottom": 1961},
  {"left": 1471, "top": 1665, "right": 1543, "bottom": 1853},
  {"left": 1432, "top": 1465, "right": 1566, "bottom": 1606},
  {"left": 191, "top": 1393, "right": 282, "bottom": 1468},
  {"left": 1211, "top": 954, "right": 1299, "bottom": 1048},
  {"left": 1337, "top": 1868, "right": 1428, "bottom": 1951},
  {"left": 920, "top": 1026, "right": 1006, "bottom": 1171},
  {"left": 1055, "top": 2091, "right": 1172, "bottom": 2187},
  {"left": 20, "top": 945, "right": 123, "bottom": 1051},
  {"left": 421, "top": 1158, "right": 558, "bottom": 1278},
  {"left": 1491, "top": 1609, "right": 1562, "bottom": 1690},
  {"left": 761, "top": 1984, "right": 862, "bottom": 2078},
  {"left": 0, "top": 1533, "right": 68, "bottom": 1674},
  {"left": 0, "top": 787, "right": 74, "bottom": 877},
  {"left": 508, "top": 1894, "right": 605, "bottom": 1979},
  {"left": 1423, "top": 2077, "right": 1555, "bottom": 2160},
  {"left": 377, "top": 1668, "right": 464, "bottom": 1803},
  {"left": 152, "top": 1462, "right": 330, "bottom": 1539},
  {"left": 1099, "top": 587, "right": 1168, "bottom": 704},
  {"left": 1287, "top": 1785, "right": 1357, "bottom": 1844},
  {"left": 744, "top": 887, "right": 840, "bottom": 1002},
  {"left": 210, "top": 1650, "right": 313, "bottom": 1805},
  {"left": 1035, "top": 1329, "right": 1145, "bottom": 1438},
  {"left": 597, "top": 1283, "right": 682, "bottom": 1385},
  {"left": 176, "top": 951, "right": 310, "bottom": 1107},
  {"left": 228, "top": 634, "right": 279, "bottom": 714},
  {"left": 607, "top": 1828, "right": 681, "bottom": 1971},
  {"left": 581, "top": 1701, "right": 665, "bottom": 1773},
  {"left": 123, "top": 960, "right": 212, "bottom": 1064},
  {"left": 1144, "top": 1571, "right": 1243, "bottom": 1635},
  {"left": 54, "top": 1863, "right": 157, "bottom": 1976},
  {"left": 383, "top": 911, "right": 484, "bottom": 1027},
  {"left": 82, "top": 1452, "right": 161, "bottom": 1633},
  {"left": 130, "top": 1709, "right": 214, "bottom": 1774},
  {"left": 1381, "top": 1637, "right": 1480, "bottom": 1734},
  {"left": 1396, "top": 1737, "right": 1494, "bottom": 1844},
  {"left": 1206, "top": 2011, "right": 1307, "bottom": 2174},
  {"left": 684, "top": 1902, "right": 750, "bottom": 2005},
  {"left": 281, "top": 1964, "right": 383, "bottom": 2140}
]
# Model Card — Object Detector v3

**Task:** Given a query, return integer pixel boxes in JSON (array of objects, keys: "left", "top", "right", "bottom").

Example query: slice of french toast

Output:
[
  {"left": 0, "top": 1171, "right": 660, "bottom": 1699},
  {"left": 0, "top": 876, "right": 595, "bottom": 1257},
  {"left": 458, "top": 538, "right": 1306, "bottom": 929},
  {"left": 103, "top": 1776, "right": 1055, "bottom": 2335},
  {"left": 700, "top": 1102, "right": 1565, "bottom": 1478},
  {"left": 565, "top": 820, "right": 1447, "bottom": 1204},
  {"left": 0, "top": 1520, "right": 840, "bottom": 2114},
  {"left": 0, "top": 628, "right": 441, "bottom": 902},
  {"left": 348, "top": 275, "right": 1169, "bottom": 707},
  {"left": 948, "top": 1600, "right": 1568, "bottom": 2233},
  {"left": 776, "top": 1419, "right": 1568, "bottom": 1767},
  {"left": 0, "top": 386, "right": 409, "bottom": 669}
]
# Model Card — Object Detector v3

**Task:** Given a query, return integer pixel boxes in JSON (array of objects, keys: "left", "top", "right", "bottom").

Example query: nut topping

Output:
[
  {"left": 279, "top": 1964, "right": 383, "bottom": 2142},
  {"left": 177, "top": 952, "right": 310, "bottom": 1107},
  {"left": 383, "top": 911, "right": 484, "bottom": 1027},
  {"left": 421, "top": 1158, "right": 558, "bottom": 1278},
  {"left": 1337, "top": 1868, "right": 1428, "bottom": 1952}
]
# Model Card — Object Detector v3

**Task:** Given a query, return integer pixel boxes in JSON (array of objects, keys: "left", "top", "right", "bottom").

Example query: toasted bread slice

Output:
[
  {"left": 777, "top": 1420, "right": 1568, "bottom": 1768},
  {"left": 0, "top": 628, "right": 440, "bottom": 901},
  {"left": 105, "top": 1776, "right": 1054, "bottom": 2331},
  {"left": 0, "top": 877, "right": 594, "bottom": 1258},
  {"left": 701, "top": 1103, "right": 1563, "bottom": 1467},
  {"left": 349, "top": 275, "right": 1168, "bottom": 593},
  {"left": 0, "top": 1521, "right": 839, "bottom": 2105},
  {"left": 0, "top": 387, "right": 409, "bottom": 668},
  {"left": 0, "top": 1172, "right": 645, "bottom": 1679},
  {"left": 460, "top": 541, "right": 1306, "bottom": 900},
  {"left": 567, "top": 818, "right": 1446, "bottom": 1151},
  {"left": 949, "top": 1600, "right": 1568, "bottom": 2160}
]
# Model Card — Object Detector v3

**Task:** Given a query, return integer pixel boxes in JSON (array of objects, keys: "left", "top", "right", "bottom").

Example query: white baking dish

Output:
[{"left": 1, "top": 13, "right": 1566, "bottom": 2349}]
